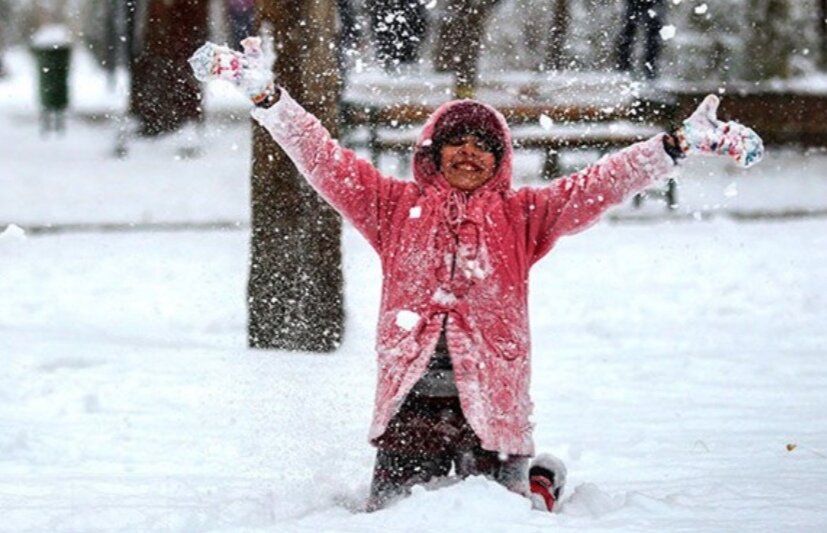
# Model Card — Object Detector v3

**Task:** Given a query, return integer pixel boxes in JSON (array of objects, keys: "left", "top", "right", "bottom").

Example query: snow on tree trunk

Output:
[
  {"left": 249, "top": 0, "right": 344, "bottom": 353},
  {"left": 544, "top": 0, "right": 570, "bottom": 71},
  {"left": 129, "top": 0, "right": 208, "bottom": 136},
  {"left": 434, "top": 0, "right": 502, "bottom": 97}
]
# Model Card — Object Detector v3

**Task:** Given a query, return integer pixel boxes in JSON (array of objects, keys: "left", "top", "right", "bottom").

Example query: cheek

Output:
[
  {"left": 483, "top": 154, "right": 497, "bottom": 176},
  {"left": 440, "top": 147, "right": 454, "bottom": 169}
]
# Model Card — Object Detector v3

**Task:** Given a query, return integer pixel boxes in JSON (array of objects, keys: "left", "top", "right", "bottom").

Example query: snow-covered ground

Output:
[{"left": 2, "top": 46, "right": 827, "bottom": 531}]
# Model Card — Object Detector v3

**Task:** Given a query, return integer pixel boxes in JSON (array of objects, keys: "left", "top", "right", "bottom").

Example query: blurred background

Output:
[{"left": 2, "top": 0, "right": 826, "bottom": 141}]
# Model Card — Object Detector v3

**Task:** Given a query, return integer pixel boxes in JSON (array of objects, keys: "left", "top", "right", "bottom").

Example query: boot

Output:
[{"left": 528, "top": 453, "right": 567, "bottom": 512}]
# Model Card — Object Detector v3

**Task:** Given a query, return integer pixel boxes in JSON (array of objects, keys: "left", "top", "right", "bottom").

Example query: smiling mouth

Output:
[{"left": 453, "top": 160, "right": 483, "bottom": 171}]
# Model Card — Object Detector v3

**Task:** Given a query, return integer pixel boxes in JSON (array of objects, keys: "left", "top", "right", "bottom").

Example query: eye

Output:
[
  {"left": 444, "top": 135, "right": 492, "bottom": 152},
  {"left": 474, "top": 139, "right": 493, "bottom": 152},
  {"left": 444, "top": 135, "right": 467, "bottom": 146}
]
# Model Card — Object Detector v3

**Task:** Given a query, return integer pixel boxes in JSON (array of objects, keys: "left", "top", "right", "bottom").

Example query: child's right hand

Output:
[{"left": 189, "top": 37, "right": 276, "bottom": 105}]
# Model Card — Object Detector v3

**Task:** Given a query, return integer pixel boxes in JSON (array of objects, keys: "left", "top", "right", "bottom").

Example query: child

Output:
[{"left": 190, "top": 38, "right": 763, "bottom": 512}]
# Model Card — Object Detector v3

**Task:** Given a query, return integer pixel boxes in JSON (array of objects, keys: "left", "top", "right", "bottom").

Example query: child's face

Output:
[{"left": 439, "top": 134, "right": 497, "bottom": 192}]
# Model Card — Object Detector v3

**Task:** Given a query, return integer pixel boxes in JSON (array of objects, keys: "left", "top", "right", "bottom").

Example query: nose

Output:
[{"left": 457, "top": 137, "right": 479, "bottom": 153}]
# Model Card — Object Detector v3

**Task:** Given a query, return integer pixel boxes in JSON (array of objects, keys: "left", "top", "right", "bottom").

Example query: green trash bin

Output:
[
  {"left": 31, "top": 23, "right": 73, "bottom": 134},
  {"left": 33, "top": 45, "right": 72, "bottom": 112}
]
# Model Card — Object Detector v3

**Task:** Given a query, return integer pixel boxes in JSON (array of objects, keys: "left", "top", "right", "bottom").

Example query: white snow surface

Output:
[
  {"left": 2, "top": 46, "right": 827, "bottom": 531},
  {"left": 0, "top": 223, "right": 26, "bottom": 242}
]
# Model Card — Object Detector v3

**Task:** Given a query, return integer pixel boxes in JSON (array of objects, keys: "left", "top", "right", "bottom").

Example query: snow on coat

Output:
[{"left": 252, "top": 91, "right": 675, "bottom": 456}]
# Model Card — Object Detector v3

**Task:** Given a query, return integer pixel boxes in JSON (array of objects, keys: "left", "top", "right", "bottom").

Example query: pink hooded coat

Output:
[{"left": 252, "top": 91, "right": 674, "bottom": 456}]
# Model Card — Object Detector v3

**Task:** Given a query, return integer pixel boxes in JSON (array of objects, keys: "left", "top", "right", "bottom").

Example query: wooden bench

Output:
[{"left": 340, "top": 98, "right": 677, "bottom": 208}]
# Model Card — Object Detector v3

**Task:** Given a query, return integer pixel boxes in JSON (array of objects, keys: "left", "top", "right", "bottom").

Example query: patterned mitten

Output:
[
  {"left": 675, "top": 94, "right": 764, "bottom": 168},
  {"left": 189, "top": 37, "right": 275, "bottom": 105}
]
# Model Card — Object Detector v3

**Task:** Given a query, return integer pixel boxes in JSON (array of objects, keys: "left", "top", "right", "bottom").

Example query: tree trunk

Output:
[
  {"left": 129, "top": 0, "right": 208, "bottom": 136},
  {"left": 543, "top": 0, "right": 570, "bottom": 71},
  {"left": 249, "top": 0, "right": 344, "bottom": 352},
  {"left": 744, "top": 0, "right": 793, "bottom": 80},
  {"left": 820, "top": 0, "right": 827, "bottom": 70},
  {"left": 434, "top": 0, "right": 502, "bottom": 98}
]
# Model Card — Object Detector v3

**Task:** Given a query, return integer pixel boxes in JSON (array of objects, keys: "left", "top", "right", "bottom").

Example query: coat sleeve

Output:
[
  {"left": 251, "top": 89, "right": 409, "bottom": 252},
  {"left": 518, "top": 134, "right": 676, "bottom": 265}
]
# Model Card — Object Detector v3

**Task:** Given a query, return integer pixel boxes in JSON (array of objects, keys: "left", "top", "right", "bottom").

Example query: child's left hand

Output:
[{"left": 676, "top": 94, "right": 764, "bottom": 168}]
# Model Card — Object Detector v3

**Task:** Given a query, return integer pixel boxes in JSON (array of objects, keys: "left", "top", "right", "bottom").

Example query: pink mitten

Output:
[
  {"left": 189, "top": 37, "right": 275, "bottom": 104},
  {"left": 676, "top": 95, "right": 764, "bottom": 168}
]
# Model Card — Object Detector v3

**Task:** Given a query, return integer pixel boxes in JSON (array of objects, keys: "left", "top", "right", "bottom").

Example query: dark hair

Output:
[{"left": 430, "top": 102, "right": 505, "bottom": 169}]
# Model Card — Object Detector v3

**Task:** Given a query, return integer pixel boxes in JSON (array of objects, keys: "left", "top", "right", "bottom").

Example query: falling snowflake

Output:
[
  {"left": 660, "top": 25, "right": 676, "bottom": 41},
  {"left": 694, "top": 3, "right": 708, "bottom": 15}
]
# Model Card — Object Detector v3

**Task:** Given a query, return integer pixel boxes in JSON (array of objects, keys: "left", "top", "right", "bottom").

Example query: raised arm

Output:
[
  {"left": 519, "top": 95, "right": 764, "bottom": 264},
  {"left": 251, "top": 91, "right": 410, "bottom": 251},
  {"left": 519, "top": 133, "right": 675, "bottom": 264},
  {"left": 189, "top": 37, "right": 410, "bottom": 251}
]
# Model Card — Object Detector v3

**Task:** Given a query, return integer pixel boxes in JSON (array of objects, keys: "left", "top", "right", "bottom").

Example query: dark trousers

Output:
[
  {"left": 616, "top": 0, "right": 666, "bottom": 79},
  {"left": 368, "top": 393, "right": 528, "bottom": 510}
]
